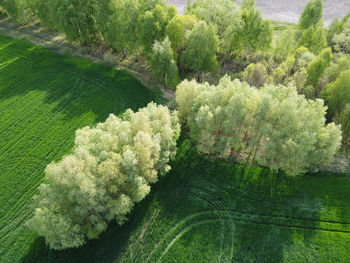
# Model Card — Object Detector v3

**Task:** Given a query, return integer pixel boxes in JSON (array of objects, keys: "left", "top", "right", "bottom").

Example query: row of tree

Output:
[{"left": 0, "top": 0, "right": 274, "bottom": 87}]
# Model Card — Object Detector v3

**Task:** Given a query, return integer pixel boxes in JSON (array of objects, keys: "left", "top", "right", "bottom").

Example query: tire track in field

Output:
[
  {"left": 151, "top": 208, "right": 350, "bottom": 263},
  {"left": 146, "top": 183, "right": 350, "bottom": 263},
  {"left": 156, "top": 218, "right": 222, "bottom": 263}
]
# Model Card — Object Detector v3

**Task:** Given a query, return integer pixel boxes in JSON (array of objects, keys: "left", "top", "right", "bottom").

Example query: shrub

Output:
[{"left": 241, "top": 63, "right": 267, "bottom": 88}]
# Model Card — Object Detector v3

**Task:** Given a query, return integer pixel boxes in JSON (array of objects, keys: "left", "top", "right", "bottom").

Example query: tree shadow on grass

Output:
[
  {"left": 153, "top": 139, "right": 325, "bottom": 262},
  {"left": 0, "top": 35, "right": 165, "bottom": 123}
]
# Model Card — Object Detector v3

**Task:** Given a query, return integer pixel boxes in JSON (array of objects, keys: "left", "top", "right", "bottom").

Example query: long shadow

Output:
[
  {"left": 153, "top": 139, "right": 327, "bottom": 262},
  {"left": 0, "top": 34, "right": 165, "bottom": 123}
]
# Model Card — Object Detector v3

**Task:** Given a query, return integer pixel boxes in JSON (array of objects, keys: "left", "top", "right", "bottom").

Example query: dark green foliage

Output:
[
  {"left": 180, "top": 21, "right": 219, "bottom": 73},
  {"left": 227, "top": 0, "right": 272, "bottom": 56},
  {"left": 299, "top": 0, "right": 323, "bottom": 30},
  {"left": 138, "top": 4, "right": 176, "bottom": 53},
  {"left": 322, "top": 70, "right": 350, "bottom": 150},
  {"left": 0, "top": 0, "right": 30, "bottom": 22},
  {"left": 306, "top": 48, "right": 332, "bottom": 88},
  {"left": 55, "top": 0, "right": 99, "bottom": 43},
  {"left": 149, "top": 37, "right": 179, "bottom": 88},
  {"left": 297, "top": 25, "right": 327, "bottom": 55}
]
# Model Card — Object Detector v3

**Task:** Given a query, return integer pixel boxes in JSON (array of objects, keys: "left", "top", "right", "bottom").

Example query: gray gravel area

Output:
[{"left": 166, "top": 0, "right": 350, "bottom": 26}]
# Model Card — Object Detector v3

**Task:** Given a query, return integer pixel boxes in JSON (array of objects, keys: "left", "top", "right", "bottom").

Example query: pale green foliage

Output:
[
  {"left": 297, "top": 25, "right": 327, "bottom": 55},
  {"left": 327, "top": 13, "right": 350, "bottom": 45},
  {"left": 0, "top": 0, "right": 31, "bottom": 22},
  {"left": 185, "top": 0, "right": 239, "bottom": 40},
  {"left": 55, "top": 0, "right": 99, "bottom": 43},
  {"left": 307, "top": 48, "right": 332, "bottom": 89},
  {"left": 332, "top": 19, "right": 350, "bottom": 54},
  {"left": 138, "top": 4, "right": 176, "bottom": 52},
  {"left": 149, "top": 37, "right": 179, "bottom": 88},
  {"left": 27, "top": 103, "right": 180, "bottom": 250},
  {"left": 299, "top": 0, "right": 323, "bottom": 30},
  {"left": 227, "top": 0, "right": 272, "bottom": 55},
  {"left": 180, "top": 21, "right": 219, "bottom": 73},
  {"left": 165, "top": 14, "right": 199, "bottom": 55},
  {"left": 241, "top": 63, "right": 267, "bottom": 88},
  {"left": 273, "top": 30, "right": 297, "bottom": 61},
  {"left": 176, "top": 76, "right": 342, "bottom": 175},
  {"left": 322, "top": 70, "right": 350, "bottom": 149}
]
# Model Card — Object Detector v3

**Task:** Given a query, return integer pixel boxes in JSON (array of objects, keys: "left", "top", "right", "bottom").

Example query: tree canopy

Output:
[
  {"left": 180, "top": 21, "right": 219, "bottom": 73},
  {"left": 149, "top": 37, "right": 179, "bottom": 88},
  {"left": 27, "top": 103, "right": 180, "bottom": 249},
  {"left": 299, "top": 0, "right": 323, "bottom": 30},
  {"left": 176, "top": 77, "right": 342, "bottom": 175}
]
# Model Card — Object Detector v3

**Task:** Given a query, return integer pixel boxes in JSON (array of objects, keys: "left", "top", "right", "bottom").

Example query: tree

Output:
[
  {"left": 273, "top": 30, "right": 297, "bottom": 61},
  {"left": 306, "top": 48, "right": 332, "bottom": 89},
  {"left": 100, "top": 0, "right": 141, "bottom": 54},
  {"left": 0, "top": 0, "right": 31, "bottom": 22},
  {"left": 241, "top": 63, "right": 267, "bottom": 88},
  {"left": 31, "top": 0, "right": 57, "bottom": 29},
  {"left": 319, "top": 55, "right": 350, "bottom": 90},
  {"left": 226, "top": 0, "right": 272, "bottom": 56},
  {"left": 165, "top": 14, "right": 199, "bottom": 57},
  {"left": 137, "top": 4, "right": 176, "bottom": 53},
  {"left": 149, "top": 37, "right": 179, "bottom": 88},
  {"left": 185, "top": 0, "right": 240, "bottom": 41},
  {"left": 176, "top": 76, "right": 342, "bottom": 175},
  {"left": 299, "top": 0, "right": 323, "bottom": 30},
  {"left": 269, "top": 47, "right": 316, "bottom": 94},
  {"left": 322, "top": 70, "right": 350, "bottom": 149},
  {"left": 296, "top": 25, "right": 327, "bottom": 55},
  {"left": 332, "top": 19, "right": 350, "bottom": 54},
  {"left": 180, "top": 21, "right": 219, "bottom": 76},
  {"left": 27, "top": 103, "right": 181, "bottom": 250},
  {"left": 55, "top": 0, "right": 99, "bottom": 44},
  {"left": 327, "top": 12, "right": 350, "bottom": 47}
]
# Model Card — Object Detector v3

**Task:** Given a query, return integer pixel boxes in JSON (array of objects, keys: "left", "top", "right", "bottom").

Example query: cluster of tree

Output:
[
  {"left": 27, "top": 103, "right": 180, "bottom": 249},
  {"left": 237, "top": 0, "right": 350, "bottom": 154},
  {"left": 176, "top": 76, "right": 342, "bottom": 175}
]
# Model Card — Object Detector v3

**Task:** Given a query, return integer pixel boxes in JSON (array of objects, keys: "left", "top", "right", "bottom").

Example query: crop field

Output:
[{"left": 1, "top": 34, "right": 350, "bottom": 263}]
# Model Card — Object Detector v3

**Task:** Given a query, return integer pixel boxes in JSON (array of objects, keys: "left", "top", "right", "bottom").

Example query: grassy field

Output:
[
  {"left": 0, "top": 34, "right": 165, "bottom": 262},
  {"left": 1, "top": 34, "right": 350, "bottom": 263}
]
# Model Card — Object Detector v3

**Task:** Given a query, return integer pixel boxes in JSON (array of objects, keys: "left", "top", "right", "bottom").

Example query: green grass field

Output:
[{"left": 1, "top": 34, "right": 350, "bottom": 263}]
